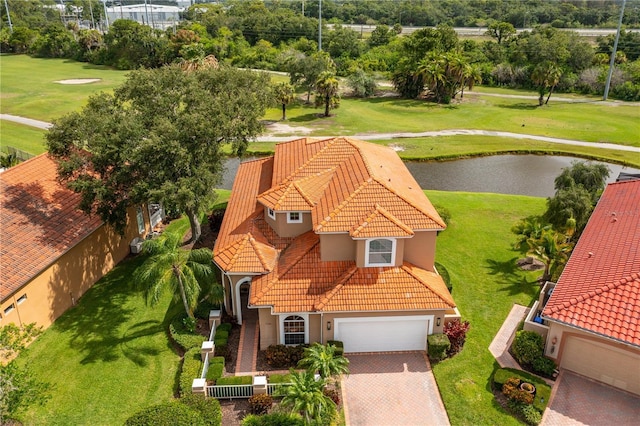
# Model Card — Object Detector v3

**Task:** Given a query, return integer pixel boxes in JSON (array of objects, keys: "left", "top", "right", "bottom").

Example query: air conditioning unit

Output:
[{"left": 130, "top": 237, "right": 144, "bottom": 254}]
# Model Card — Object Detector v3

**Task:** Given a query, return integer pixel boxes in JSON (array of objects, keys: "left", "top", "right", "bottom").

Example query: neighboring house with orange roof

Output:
[
  {"left": 525, "top": 179, "right": 639, "bottom": 395},
  {"left": 0, "top": 154, "right": 162, "bottom": 329},
  {"left": 214, "top": 137, "right": 459, "bottom": 353}
]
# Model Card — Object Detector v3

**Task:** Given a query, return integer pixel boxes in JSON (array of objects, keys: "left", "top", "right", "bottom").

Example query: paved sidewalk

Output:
[
  {"left": 234, "top": 293, "right": 259, "bottom": 373},
  {"left": 342, "top": 352, "right": 450, "bottom": 426},
  {"left": 489, "top": 304, "right": 528, "bottom": 370},
  {"left": 542, "top": 370, "right": 640, "bottom": 426}
]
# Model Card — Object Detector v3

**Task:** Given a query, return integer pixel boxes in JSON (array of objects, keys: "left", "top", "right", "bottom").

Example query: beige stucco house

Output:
[
  {"left": 524, "top": 178, "right": 640, "bottom": 395},
  {"left": 0, "top": 154, "right": 162, "bottom": 329},
  {"left": 213, "top": 137, "right": 459, "bottom": 353}
]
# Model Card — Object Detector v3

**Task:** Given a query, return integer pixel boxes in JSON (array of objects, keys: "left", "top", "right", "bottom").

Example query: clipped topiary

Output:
[
  {"left": 248, "top": 393, "right": 273, "bottom": 415},
  {"left": 427, "top": 333, "right": 450, "bottom": 361},
  {"left": 242, "top": 412, "right": 305, "bottom": 426},
  {"left": 532, "top": 356, "right": 557, "bottom": 377},
  {"left": 124, "top": 401, "right": 205, "bottom": 426},
  {"left": 511, "top": 330, "right": 544, "bottom": 366},
  {"left": 180, "top": 348, "right": 203, "bottom": 396},
  {"left": 170, "top": 313, "right": 207, "bottom": 351},
  {"left": 180, "top": 394, "right": 222, "bottom": 426}
]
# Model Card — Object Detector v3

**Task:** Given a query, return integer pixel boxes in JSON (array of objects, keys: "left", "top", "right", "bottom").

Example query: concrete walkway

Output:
[
  {"left": 342, "top": 352, "right": 450, "bottom": 426},
  {"left": 234, "top": 292, "right": 259, "bottom": 374},
  {"left": 489, "top": 304, "right": 528, "bottom": 370},
  {"left": 2, "top": 113, "right": 638, "bottom": 154}
]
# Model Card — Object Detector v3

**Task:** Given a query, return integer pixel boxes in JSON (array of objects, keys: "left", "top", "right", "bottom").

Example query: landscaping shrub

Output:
[
  {"left": 511, "top": 330, "right": 544, "bottom": 365},
  {"left": 170, "top": 313, "right": 207, "bottom": 351},
  {"left": 216, "top": 375, "right": 253, "bottom": 385},
  {"left": 532, "top": 356, "right": 557, "bottom": 377},
  {"left": 443, "top": 319, "right": 470, "bottom": 355},
  {"left": 433, "top": 203, "right": 451, "bottom": 226},
  {"left": 210, "top": 356, "right": 225, "bottom": 365},
  {"left": 248, "top": 393, "right": 273, "bottom": 415},
  {"left": 194, "top": 300, "right": 219, "bottom": 320},
  {"left": 323, "top": 388, "right": 341, "bottom": 405},
  {"left": 214, "top": 329, "right": 229, "bottom": 341},
  {"left": 241, "top": 412, "right": 305, "bottom": 426},
  {"left": 327, "top": 340, "right": 344, "bottom": 356},
  {"left": 427, "top": 333, "right": 450, "bottom": 361},
  {"left": 520, "top": 403, "right": 543, "bottom": 425},
  {"left": 502, "top": 377, "right": 534, "bottom": 405},
  {"left": 435, "top": 262, "right": 452, "bottom": 293},
  {"left": 206, "top": 363, "right": 224, "bottom": 382},
  {"left": 217, "top": 323, "right": 233, "bottom": 333},
  {"left": 267, "top": 373, "right": 292, "bottom": 383},
  {"left": 493, "top": 368, "right": 551, "bottom": 413},
  {"left": 265, "top": 344, "right": 306, "bottom": 368},
  {"left": 180, "top": 348, "right": 203, "bottom": 396},
  {"left": 180, "top": 394, "right": 222, "bottom": 426},
  {"left": 124, "top": 401, "right": 206, "bottom": 426}
]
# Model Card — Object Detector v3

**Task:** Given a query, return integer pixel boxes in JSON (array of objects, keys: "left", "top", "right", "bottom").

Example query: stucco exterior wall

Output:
[
  {"left": 403, "top": 231, "right": 437, "bottom": 271},
  {"left": 266, "top": 208, "right": 312, "bottom": 238},
  {"left": 319, "top": 234, "right": 356, "bottom": 261},
  {"left": 1, "top": 206, "right": 144, "bottom": 328},
  {"left": 258, "top": 308, "right": 277, "bottom": 349}
]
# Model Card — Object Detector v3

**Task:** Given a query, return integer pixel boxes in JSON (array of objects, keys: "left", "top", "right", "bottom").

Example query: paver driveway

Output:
[
  {"left": 342, "top": 352, "right": 450, "bottom": 426},
  {"left": 542, "top": 370, "right": 640, "bottom": 426}
]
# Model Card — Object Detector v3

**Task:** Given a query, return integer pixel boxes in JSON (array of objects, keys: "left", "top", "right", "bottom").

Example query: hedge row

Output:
[
  {"left": 170, "top": 313, "right": 206, "bottom": 351},
  {"left": 125, "top": 395, "right": 221, "bottom": 426},
  {"left": 180, "top": 348, "right": 203, "bottom": 397}
]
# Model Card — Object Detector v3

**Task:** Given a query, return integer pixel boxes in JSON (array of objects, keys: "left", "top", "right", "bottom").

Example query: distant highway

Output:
[{"left": 333, "top": 24, "right": 639, "bottom": 37}]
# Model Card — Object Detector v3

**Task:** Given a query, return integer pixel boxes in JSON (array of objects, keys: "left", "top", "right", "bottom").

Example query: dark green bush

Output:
[
  {"left": 216, "top": 375, "right": 253, "bottom": 385},
  {"left": 180, "top": 394, "right": 222, "bottom": 426},
  {"left": 327, "top": 340, "right": 344, "bottom": 356},
  {"left": 214, "top": 329, "right": 229, "bottom": 341},
  {"left": 435, "top": 262, "right": 452, "bottom": 293},
  {"left": 194, "top": 300, "right": 219, "bottom": 319},
  {"left": 511, "top": 330, "right": 543, "bottom": 365},
  {"left": 248, "top": 393, "right": 273, "bottom": 415},
  {"left": 180, "top": 348, "right": 203, "bottom": 397},
  {"left": 210, "top": 356, "right": 225, "bottom": 365},
  {"left": 532, "top": 356, "right": 557, "bottom": 376},
  {"left": 427, "top": 333, "right": 450, "bottom": 361},
  {"left": 433, "top": 203, "right": 451, "bottom": 226},
  {"left": 264, "top": 344, "right": 306, "bottom": 368},
  {"left": 267, "top": 373, "right": 292, "bottom": 383},
  {"left": 241, "top": 412, "right": 305, "bottom": 426},
  {"left": 124, "top": 401, "right": 205, "bottom": 426},
  {"left": 206, "top": 363, "right": 224, "bottom": 382},
  {"left": 216, "top": 323, "right": 232, "bottom": 333},
  {"left": 520, "top": 403, "right": 542, "bottom": 425},
  {"left": 170, "top": 313, "right": 207, "bottom": 351}
]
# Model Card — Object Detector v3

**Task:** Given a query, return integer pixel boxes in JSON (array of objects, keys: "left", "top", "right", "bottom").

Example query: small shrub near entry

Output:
[
  {"left": 194, "top": 300, "right": 219, "bottom": 320},
  {"left": 327, "top": 340, "right": 344, "bottom": 356},
  {"left": 443, "top": 319, "right": 470, "bottom": 355},
  {"left": 180, "top": 348, "right": 203, "bottom": 396},
  {"left": 502, "top": 377, "right": 534, "bottom": 405},
  {"left": 268, "top": 373, "right": 292, "bottom": 383},
  {"left": 170, "top": 313, "right": 206, "bottom": 351},
  {"left": 532, "top": 356, "right": 557, "bottom": 376},
  {"left": 248, "top": 393, "right": 273, "bottom": 415},
  {"left": 216, "top": 323, "right": 233, "bottom": 333},
  {"left": 265, "top": 344, "right": 306, "bottom": 368},
  {"left": 520, "top": 403, "right": 543, "bottom": 425},
  {"left": 206, "top": 363, "right": 224, "bottom": 382},
  {"left": 427, "top": 333, "right": 451, "bottom": 361},
  {"left": 216, "top": 375, "right": 253, "bottom": 385},
  {"left": 511, "top": 330, "right": 544, "bottom": 365},
  {"left": 210, "top": 356, "right": 225, "bottom": 365},
  {"left": 493, "top": 368, "right": 551, "bottom": 413},
  {"left": 323, "top": 388, "right": 340, "bottom": 405}
]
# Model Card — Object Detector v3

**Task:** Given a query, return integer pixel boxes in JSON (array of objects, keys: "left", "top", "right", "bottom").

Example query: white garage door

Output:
[
  {"left": 334, "top": 316, "right": 432, "bottom": 353},
  {"left": 561, "top": 336, "right": 640, "bottom": 395}
]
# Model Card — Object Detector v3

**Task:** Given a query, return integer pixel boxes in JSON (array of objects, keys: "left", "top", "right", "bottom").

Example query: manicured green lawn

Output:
[
  {"left": 426, "top": 190, "right": 547, "bottom": 425},
  {"left": 0, "top": 55, "right": 128, "bottom": 121},
  {"left": 0, "top": 120, "right": 47, "bottom": 155}
]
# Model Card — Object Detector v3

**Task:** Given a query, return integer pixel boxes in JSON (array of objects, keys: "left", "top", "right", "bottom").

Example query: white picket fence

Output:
[{"left": 205, "top": 382, "right": 291, "bottom": 399}]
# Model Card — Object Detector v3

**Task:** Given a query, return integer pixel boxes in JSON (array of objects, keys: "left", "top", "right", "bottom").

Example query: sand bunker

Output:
[
  {"left": 55, "top": 78, "right": 101, "bottom": 85},
  {"left": 265, "top": 122, "right": 312, "bottom": 135}
]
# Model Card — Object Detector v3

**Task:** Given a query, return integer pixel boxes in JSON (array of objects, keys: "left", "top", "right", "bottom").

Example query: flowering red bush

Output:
[{"left": 444, "top": 319, "right": 471, "bottom": 355}]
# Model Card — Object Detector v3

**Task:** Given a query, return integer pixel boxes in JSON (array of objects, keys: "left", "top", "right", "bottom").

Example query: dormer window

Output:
[
  {"left": 267, "top": 208, "right": 275, "bottom": 220},
  {"left": 287, "top": 212, "right": 302, "bottom": 223},
  {"left": 365, "top": 238, "right": 396, "bottom": 266}
]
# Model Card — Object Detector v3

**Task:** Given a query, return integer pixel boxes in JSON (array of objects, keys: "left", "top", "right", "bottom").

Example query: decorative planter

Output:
[{"left": 520, "top": 382, "right": 536, "bottom": 394}]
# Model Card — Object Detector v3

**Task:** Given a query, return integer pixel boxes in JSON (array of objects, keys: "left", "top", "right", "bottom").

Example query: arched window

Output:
[
  {"left": 365, "top": 238, "right": 395, "bottom": 266},
  {"left": 283, "top": 315, "right": 305, "bottom": 345}
]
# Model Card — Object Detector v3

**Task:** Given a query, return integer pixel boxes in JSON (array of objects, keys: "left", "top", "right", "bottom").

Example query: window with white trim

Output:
[
  {"left": 136, "top": 207, "right": 145, "bottom": 234},
  {"left": 283, "top": 315, "right": 306, "bottom": 345},
  {"left": 365, "top": 238, "right": 396, "bottom": 266},
  {"left": 267, "top": 208, "right": 275, "bottom": 220},
  {"left": 4, "top": 304, "right": 15, "bottom": 316},
  {"left": 17, "top": 294, "right": 27, "bottom": 305},
  {"left": 287, "top": 212, "right": 302, "bottom": 223}
]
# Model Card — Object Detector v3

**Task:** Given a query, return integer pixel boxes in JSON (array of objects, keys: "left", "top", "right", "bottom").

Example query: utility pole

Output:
[
  {"left": 604, "top": 0, "right": 626, "bottom": 101},
  {"left": 318, "top": 0, "right": 322, "bottom": 51},
  {"left": 102, "top": 0, "right": 109, "bottom": 30},
  {"left": 144, "top": 0, "right": 150, "bottom": 28},
  {"left": 3, "top": 0, "right": 13, "bottom": 33}
]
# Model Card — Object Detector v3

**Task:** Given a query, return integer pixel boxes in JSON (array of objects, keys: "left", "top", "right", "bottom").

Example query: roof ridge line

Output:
[
  {"left": 372, "top": 176, "right": 446, "bottom": 229},
  {"left": 314, "top": 265, "right": 358, "bottom": 311},
  {"left": 401, "top": 263, "right": 455, "bottom": 307},
  {"left": 292, "top": 181, "right": 315, "bottom": 208},
  {"left": 373, "top": 204, "right": 415, "bottom": 235},
  {"left": 573, "top": 271, "right": 640, "bottom": 304},
  {"left": 281, "top": 137, "right": 340, "bottom": 184},
  {"left": 247, "top": 232, "right": 272, "bottom": 271},
  {"left": 316, "top": 179, "right": 373, "bottom": 231}
]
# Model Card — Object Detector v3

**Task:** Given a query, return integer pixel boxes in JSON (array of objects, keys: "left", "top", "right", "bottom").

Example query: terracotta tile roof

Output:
[
  {"left": 350, "top": 204, "right": 414, "bottom": 238},
  {"left": 1, "top": 154, "right": 103, "bottom": 299},
  {"left": 542, "top": 179, "right": 640, "bottom": 347},
  {"left": 249, "top": 232, "right": 455, "bottom": 313}
]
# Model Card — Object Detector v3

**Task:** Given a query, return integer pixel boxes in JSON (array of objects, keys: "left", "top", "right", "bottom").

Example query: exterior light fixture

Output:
[
  {"left": 327, "top": 321, "right": 331, "bottom": 331},
  {"left": 436, "top": 317, "right": 441, "bottom": 327}
]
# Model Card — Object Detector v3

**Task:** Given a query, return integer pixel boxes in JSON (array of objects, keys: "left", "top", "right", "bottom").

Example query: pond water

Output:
[{"left": 221, "top": 155, "right": 640, "bottom": 198}]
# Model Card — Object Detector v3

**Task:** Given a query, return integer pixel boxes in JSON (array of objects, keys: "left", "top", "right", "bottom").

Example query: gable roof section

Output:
[
  {"left": 1, "top": 154, "right": 103, "bottom": 299},
  {"left": 249, "top": 232, "right": 455, "bottom": 314},
  {"left": 542, "top": 179, "right": 640, "bottom": 347},
  {"left": 350, "top": 204, "right": 414, "bottom": 238}
]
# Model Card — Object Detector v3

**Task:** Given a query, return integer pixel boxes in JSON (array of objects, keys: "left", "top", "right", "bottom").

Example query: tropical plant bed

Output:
[{"left": 493, "top": 368, "right": 551, "bottom": 425}]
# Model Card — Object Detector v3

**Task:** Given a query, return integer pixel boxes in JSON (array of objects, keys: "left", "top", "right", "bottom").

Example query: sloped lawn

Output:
[{"left": 426, "top": 190, "right": 547, "bottom": 425}]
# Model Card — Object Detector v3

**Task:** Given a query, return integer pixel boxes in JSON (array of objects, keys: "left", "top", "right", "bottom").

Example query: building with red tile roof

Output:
[
  {"left": 1, "top": 154, "right": 158, "bottom": 329},
  {"left": 214, "top": 137, "right": 458, "bottom": 353},
  {"left": 539, "top": 179, "right": 640, "bottom": 395}
]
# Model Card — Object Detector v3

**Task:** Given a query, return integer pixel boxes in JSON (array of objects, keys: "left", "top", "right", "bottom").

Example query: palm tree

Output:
[
  {"left": 273, "top": 82, "right": 295, "bottom": 121},
  {"left": 526, "top": 229, "right": 573, "bottom": 281},
  {"left": 297, "top": 343, "right": 349, "bottom": 380},
  {"left": 531, "top": 61, "right": 562, "bottom": 106},
  {"left": 314, "top": 71, "right": 340, "bottom": 117},
  {"left": 135, "top": 231, "right": 219, "bottom": 319},
  {"left": 511, "top": 215, "right": 551, "bottom": 253},
  {"left": 278, "top": 370, "right": 335, "bottom": 425}
]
